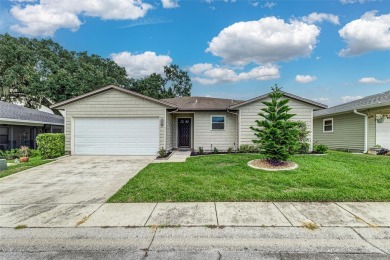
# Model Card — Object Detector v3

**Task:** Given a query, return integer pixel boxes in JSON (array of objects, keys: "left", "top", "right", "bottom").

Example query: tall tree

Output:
[
  {"left": 0, "top": 34, "right": 129, "bottom": 108},
  {"left": 250, "top": 85, "right": 299, "bottom": 164},
  {"left": 127, "top": 64, "right": 192, "bottom": 99}
]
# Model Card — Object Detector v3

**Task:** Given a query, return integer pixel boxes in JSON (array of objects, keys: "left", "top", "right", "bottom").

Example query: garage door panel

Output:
[{"left": 74, "top": 118, "right": 159, "bottom": 155}]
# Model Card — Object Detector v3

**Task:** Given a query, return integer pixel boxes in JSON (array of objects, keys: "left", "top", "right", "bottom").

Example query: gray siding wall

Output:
[
  {"left": 239, "top": 98, "right": 316, "bottom": 148},
  {"left": 193, "top": 111, "right": 238, "bottom": 151},
  {"left": 59, "top": 89, "right": 167, "bottom": 153},
  {"left": 313, "top": 112, "right": 365, "bottom": 151}
]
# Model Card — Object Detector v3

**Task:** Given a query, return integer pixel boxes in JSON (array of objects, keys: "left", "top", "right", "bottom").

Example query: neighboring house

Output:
[
  {"left": 313, "top": 91, "right": 390, "bottom": 152},
  {"left": 51, "top": 85, "right": 326, "bottom": 156},
  {"left": 0, "top": 101, "right": 64, "bottom": 150}
]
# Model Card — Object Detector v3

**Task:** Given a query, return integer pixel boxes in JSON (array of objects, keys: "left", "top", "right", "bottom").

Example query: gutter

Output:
[{"left": 353, "top": 110, "right": 368, "bottom": 153}]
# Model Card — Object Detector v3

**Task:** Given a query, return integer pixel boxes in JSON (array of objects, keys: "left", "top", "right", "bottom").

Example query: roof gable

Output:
[
  {"left": 229, "top": 91, "right": 327, "bottom": 109},
  {"left": 51, "top": 85, "right": 177, "bottom": 109}
]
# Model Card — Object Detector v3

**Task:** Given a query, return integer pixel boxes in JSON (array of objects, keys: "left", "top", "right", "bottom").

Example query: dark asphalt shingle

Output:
[
  {"left": 0, "top": 101, "right": 64, "bottom": 125},
  {"left": 162, "top": 96, "right": 244, "bottom": 110},
  {"left": 314, "top": 90, "right": 390, "bottom": 117}
]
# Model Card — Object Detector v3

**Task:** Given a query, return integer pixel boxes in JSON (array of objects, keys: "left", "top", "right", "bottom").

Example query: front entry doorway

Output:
[{"left": 178, "top": 118, "right": 191, "bottom": 148}]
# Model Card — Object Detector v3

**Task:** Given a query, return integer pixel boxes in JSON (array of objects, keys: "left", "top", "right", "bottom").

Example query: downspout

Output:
[{"left": 353, "top": 110, "right": 368, "bottom": 153}]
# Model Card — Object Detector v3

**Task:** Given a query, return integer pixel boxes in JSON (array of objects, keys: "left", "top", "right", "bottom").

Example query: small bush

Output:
[
  {"left": 227, "top": 147, "right": 233, "bottom": 153},
  {"left": 29, "top": 149, "right": 41, "bottom": 158},
  {"left": 213, "top": 147, "right": 219, "bottom": 154},
  {"left": 36, "top": 133, "right": 65, "bottom": 159},
  {"left": 158, "top": 147, "right": 167, "bottom": 157},
  {"left": 198, "top": 147, "right": 204, "bottom": 155},
  {"left": 239, "top": 145, "right": 259, "bottom": 153},
  {"left": 313, "top": 143, "right": 328, "bottom": 154},
  {"left": 0, "top": 149, "right": 20, "bottom": 160},
  {"left": 296, "top": 142, "right": 310, "bottom": 154}
]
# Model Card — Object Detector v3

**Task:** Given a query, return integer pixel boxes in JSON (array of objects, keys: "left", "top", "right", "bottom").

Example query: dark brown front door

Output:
[{"left": 178, "top": 118, "right": 191, "bottom": 148}]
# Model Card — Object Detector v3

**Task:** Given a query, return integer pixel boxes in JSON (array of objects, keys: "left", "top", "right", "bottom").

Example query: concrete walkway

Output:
[
  {"left": 2, "top": 201, "right": 388, "bottom": 228},
  {"left": 79, "top": 202, "right": 390, "bottom": 228},
  {"left": 153, "top": 150, "right": 191, "bottom": 163}
]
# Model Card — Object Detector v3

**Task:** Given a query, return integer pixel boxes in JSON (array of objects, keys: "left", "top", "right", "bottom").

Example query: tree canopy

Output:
[{"left": 0, "top": 34, "right": 191, "bottom": 108}]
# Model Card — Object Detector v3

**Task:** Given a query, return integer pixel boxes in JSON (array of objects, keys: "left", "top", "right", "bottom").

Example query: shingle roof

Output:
[
  {"left": 0, "top": 101, "right": 64, "bottom": 125},
  {"left": 161, "top": 96, "right": 244, "bottom": 110},
  {"left": 314, "top": 90, "right": 390, "bottom": 117},
  {"left": 229, "top": 91, "right": 328, "bottom": 109}
]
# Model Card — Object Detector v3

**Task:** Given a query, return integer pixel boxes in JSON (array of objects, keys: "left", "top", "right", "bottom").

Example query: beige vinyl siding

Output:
[
  {"left": 239, "top": 97, "right": 316, "bottom": 147},
  {"left": 368, "top": 116, "right": 376, "bottom": 148},
  {"left": 313, "top": 112, "right": 365, "bottom": 151},
  {"left": 171, "top": 113, "right": 194, "bottom": 148},
  {"left": 58, "top": 89, "right": 167, "bottom": 153},
  {"left": 166, "top": 112, "right": 173, "bottom": 150},
  {"left": 193, "top": 111, "right": 238, "bottom": 151}
]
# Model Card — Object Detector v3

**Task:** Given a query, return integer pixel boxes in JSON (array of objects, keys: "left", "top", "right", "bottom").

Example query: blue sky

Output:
[{"left": 1, "top": 0, "right": 389, "bottom": 106}]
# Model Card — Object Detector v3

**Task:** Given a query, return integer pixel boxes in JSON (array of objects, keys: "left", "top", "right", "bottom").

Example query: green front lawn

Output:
[
  {"left": 109, "top": 151, "right": 390, "bottom": 202},
  {"left": 0, "top": 157, "right": 53, "bottom": 179}
]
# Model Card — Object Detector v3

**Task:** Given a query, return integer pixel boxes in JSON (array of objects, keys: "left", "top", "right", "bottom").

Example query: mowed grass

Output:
[
  {"left": 108, "top": 151, "right": 390, "bottom": 203},
  {"left": 0, "top": 157, "right": 53, "bottom": 179}
]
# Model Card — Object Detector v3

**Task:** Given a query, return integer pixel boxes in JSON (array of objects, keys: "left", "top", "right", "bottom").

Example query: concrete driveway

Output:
[{"left": 0, "top": 156, "right": 155, "bottom": 227}]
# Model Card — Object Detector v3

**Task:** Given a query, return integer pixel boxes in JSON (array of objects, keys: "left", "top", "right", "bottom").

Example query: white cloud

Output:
[
  {"left": 338, "top": 11, "right": 390, "bottom": 56},
  {"left": 341, "top": 96, "right": 363, "bottom": 103},
  {"left": 340, "top": 0, "right": 373, "bottom": 4},
  {"left": 161, "top": 0, "right": 179, "bottom": 8},
  {"left": 295, "top": 75, "right": 317, "bottom": 83},
  {"left": 189, "top": 63, "right": 213, "bottom": 74},
  {"left": 312, "top": 97, "right": 330, "bottom": 103},
  {"left": 262, "top": 2, "right": 276, "bottom": 8},
  {"left": 111, "top": 51, "right": 172, "bottom": 79},
  {"left": 301, "top": 12, "right": 340, "bottom": 25},
  {"left": 358, "top": 77, "right": 390, "bottom": 84},
  {"left": 10, "top": 0, "right": 153, "bottom": 36},
  {"left": 206, "top": 17, "right": 320, "bottom": 65},
  {"left": 191, "top": 63, "right": 279, "bottom": 85}
]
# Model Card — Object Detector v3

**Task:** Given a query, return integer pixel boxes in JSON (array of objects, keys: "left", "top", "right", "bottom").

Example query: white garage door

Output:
[
  {"left": 376, "top": 117, "right": 390, "bottom": 149},
  {"left": 74, "top": 118, "right": 159, "bottom": 155}
]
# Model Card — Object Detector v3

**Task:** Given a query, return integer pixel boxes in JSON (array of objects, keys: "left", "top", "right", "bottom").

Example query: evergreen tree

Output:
[{"left": 250, "top": 85, "right": 299, "bottom": 164}]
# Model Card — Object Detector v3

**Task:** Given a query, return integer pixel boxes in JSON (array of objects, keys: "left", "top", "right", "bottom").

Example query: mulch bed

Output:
[{"left": 248, "top": 159, "right": 298, "bottom": 171}]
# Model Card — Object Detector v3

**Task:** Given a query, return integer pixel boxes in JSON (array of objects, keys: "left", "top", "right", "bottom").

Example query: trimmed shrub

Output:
[
  {"left": 313, "top": 143, "right": 328, "bottom": 154},
  {"left": 36, "top": 133, "right": 65, "bottom": 159},
  {"left": 239, "top": 145, "right": 259, "bottom": 153},
  {"left": 198, "top": 147, "right": 204, "bottom": 155},
  {"left": 296, "top": 142, "right": 310, "bottom": 154},
  {"left": 0, "top": 149, "right": 20, "bottom": 160}
]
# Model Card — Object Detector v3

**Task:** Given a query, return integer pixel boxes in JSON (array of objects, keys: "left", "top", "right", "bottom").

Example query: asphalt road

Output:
[{"left": 1, "top": 226, "right": 388, "bottom": 259}]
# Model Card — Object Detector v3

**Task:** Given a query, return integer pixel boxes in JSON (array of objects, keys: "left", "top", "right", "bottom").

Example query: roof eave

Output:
[
  {"left": 0, "top": 118, "right": 64, "bottom": 126},
  {"left": 313, "top": 101, "right": 390, "bottom": 118}
]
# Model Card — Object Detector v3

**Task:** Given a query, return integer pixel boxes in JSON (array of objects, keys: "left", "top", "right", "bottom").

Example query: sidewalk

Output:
[
  {"left": 3, "top": 202, "right": 387, "bottom": 228},
  {"left": 1, "top": 202, "right": 389, "bottom": 258},
  {"left": 80, "top": 202, "right": 389, "bottom": 228}
]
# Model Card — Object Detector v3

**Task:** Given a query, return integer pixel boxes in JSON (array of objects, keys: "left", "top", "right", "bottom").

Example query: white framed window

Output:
[
  {"left": 323, "top": 118, "right": 333, "bottom": 133},
  {"left": 211, "top": 115, "right": 225, "bottom": 130}
]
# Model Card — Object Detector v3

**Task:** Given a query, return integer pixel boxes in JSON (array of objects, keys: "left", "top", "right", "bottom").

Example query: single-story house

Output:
[
  {"left": 313, "top": 90, "right": 390, "bottom": 152},
  {"left": 0, "top": 101, "right": 64, "bottom": 150},
  {"left": 51, "top": 85, "right": 326, "bottom": 156}
]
